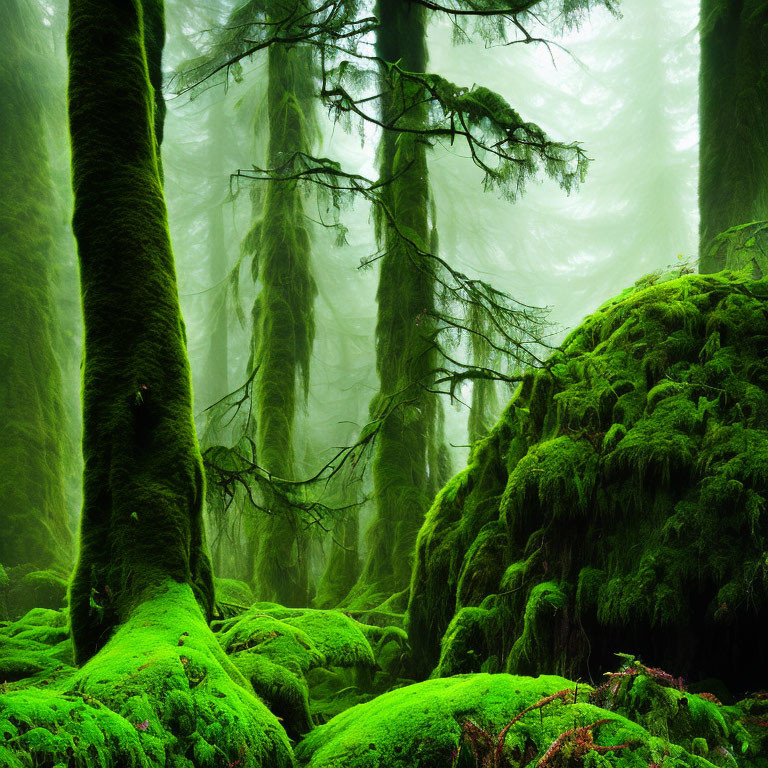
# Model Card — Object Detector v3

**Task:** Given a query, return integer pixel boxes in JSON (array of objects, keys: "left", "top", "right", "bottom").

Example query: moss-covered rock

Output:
[
  {"left": 215, "top": 577, "right": 255, "bottom": 611},
  {"left": 295, "top": 672, "right": 747, "bottom": 768},
  {"left": 408, "top": 271, "right": 768, "bottom": 691},
  {"left": 213, "top": 603, "right": 377, "bottom": 738}
]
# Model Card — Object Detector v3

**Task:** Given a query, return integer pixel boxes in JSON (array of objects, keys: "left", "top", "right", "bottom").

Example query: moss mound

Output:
[
  {"left": 213, "top": 603, "right": 377, "bottom": 737},
  {"left": 407, "top": 271, "right": 768, "bottom": 691},
  {"left": 0, "top": 581, "right": 294, "bottom": 768},
  {"left": 295, "top": 671, "right": 758, "bottom": 767},
  {"left": 0, "top": 606, "right": 74, "bottom": 687}
]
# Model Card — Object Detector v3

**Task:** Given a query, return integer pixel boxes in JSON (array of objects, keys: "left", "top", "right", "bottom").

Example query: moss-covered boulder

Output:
[
  {"left": 407, "top": 271, "right": 768, "bottom": 692},
  {"left": 213, "top": 604, "right": 377, "bottom": 738},
  {"left": 0, "top": 606, "right": 74, "bottom": 687},
  {"left": 1, "top": 565, "right": 69, "bottom": 619},
  {"left": 295, "top": 672, "right": 752, "bottom": 767}
]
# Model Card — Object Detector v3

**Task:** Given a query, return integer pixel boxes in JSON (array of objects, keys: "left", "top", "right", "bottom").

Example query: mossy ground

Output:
[{"left": 296, "top": 668, "right": 766, "bottom": 768}]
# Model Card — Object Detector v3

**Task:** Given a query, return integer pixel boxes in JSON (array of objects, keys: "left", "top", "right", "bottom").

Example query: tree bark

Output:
[
  {"left": 699, "top": 0, "right": 768, "bottom": 272},
  {"left": 67, "top": 0, "right": 213, "bottom": 664}
]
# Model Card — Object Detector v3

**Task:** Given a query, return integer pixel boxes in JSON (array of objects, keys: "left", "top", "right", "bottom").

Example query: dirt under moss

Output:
[{"left": 407, "top": 269, "right": 768, "bottom": 692}]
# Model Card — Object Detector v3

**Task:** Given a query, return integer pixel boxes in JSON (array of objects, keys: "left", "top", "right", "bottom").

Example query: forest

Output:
[{"left": 1, "top": 0, "right": 768, "bottom": 765}]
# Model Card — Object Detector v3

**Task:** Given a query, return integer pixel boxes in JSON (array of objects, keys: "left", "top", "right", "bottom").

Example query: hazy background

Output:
[{"left": 161, "top": 0, "right": 700, "bottom": 471}]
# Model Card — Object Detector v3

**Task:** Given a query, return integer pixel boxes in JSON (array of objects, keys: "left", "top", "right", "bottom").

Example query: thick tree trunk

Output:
[
  {"left": 699, "top": 0, "right": 768, "bottom": 272},
  {"left": 0, "top": 0, "right": 72, "bottom": 572},
  {"left": 67, "top": 0, "right": 213, "bottom": 664}
]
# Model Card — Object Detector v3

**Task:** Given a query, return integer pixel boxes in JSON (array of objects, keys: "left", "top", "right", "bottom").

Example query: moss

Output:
[
  {"left": 245, "top": 2, "right": 318, "bottom": 608},
  {"left": 313, "top": 512, "right": 360, "bottom": 610},
  {"left": 706, "top": 222, "right": 768, "bottom": 280},
  {"left": 0, "top": 0, "right": 73, "bottom": 572},
  {"left": 214, "top": 577, "right": 255, "bottom": 609},
  {"left": 0, "top": 581, "right": 294, "bottom": 767},
  {"left": 212, "top": 603, "right": 377, "bottom": 737},
  {"left": 295, "top": 672, "right": 728, "bottom": 768},
  {"left": 408, "top": 271, "right": 768, "bottom": 690},
  {"left": 344, "top": 0, "right": 442, "bottom": 611}
]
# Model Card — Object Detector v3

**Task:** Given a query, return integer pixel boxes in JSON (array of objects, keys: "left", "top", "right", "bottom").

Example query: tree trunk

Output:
[
  {"left": 248, "top": 31, "right": 317, "bottom": 606},
  {"left": 67, "top": 0, "right": 213, "bottom": 664},
  {"left": 0, "top": 0, "right": 72, "bottom": 572},
  {"left": 348, "top": 0, "right": 436, "bottom": 606},
  {"left": 699, "top": 0, "right": 768, "bottom": 272}
]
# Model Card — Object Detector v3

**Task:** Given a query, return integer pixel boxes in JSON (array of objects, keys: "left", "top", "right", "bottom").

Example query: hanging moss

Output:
[
  {"left": 699, "top": 0, "right": 768, "bottom": 272},
  {"left": 0, "top": 0, "right": 73, "bottom": 573},
  {"left": 408, "top": 270, "right": 768, "bottom": 692},
  {"left": 345, "top": 0, "right": 441, "bottom": 611}
]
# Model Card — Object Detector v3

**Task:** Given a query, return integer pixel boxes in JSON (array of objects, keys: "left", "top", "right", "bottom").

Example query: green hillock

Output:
[{"left": 296, "top": 668, "right": 764, "bottom": 768}]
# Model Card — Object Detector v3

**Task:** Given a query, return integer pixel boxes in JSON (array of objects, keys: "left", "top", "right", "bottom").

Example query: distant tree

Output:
[
  {"left": 242, "top": 2, "right": 318, "bottom": 606},
  {"left": 0, "top": 0, "right": 72, "bottom": 571},
  {"left": 699, "top": 0, "right": 768, "bottom": 272}
]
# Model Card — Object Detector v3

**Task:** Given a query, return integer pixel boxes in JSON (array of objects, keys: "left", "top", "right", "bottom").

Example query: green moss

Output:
[
  {"left": 0, "top": 581, "right": 294, "bottom": 767},
  {"left": 212, "top": 603, "right": 377, "bottom": 737},
  {"left": 295, "top": 673, "right": 727, "bottom": 768},
  {"left": 408, "top": 271, "right": 768, "bottom": 689},
  {"left": 215, "top": 577, "right": 255, "bottom": 609}
]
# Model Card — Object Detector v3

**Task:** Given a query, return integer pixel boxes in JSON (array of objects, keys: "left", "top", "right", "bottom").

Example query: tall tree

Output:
[
  {"left": 346, "top": 0, "right": 438, "bottom": 607},
  {"left": 0, "top": 0, "right": 72, "bottom": 571},
  {"left": 699, "top": 0, "right": 768, "bottom": 272},
  {"left": 66, "top": 0, "right": 214, "bottom": 661},
  {"left": 245, "top": 10, "right": 318, "bottom": 605}
]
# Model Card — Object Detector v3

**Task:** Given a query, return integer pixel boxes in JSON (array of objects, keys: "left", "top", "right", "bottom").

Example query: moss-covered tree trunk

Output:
[
  {"left": 347, "top": 0, "right": 436, "bottom": 607},
  {"left": 67, "top": 0, "right": 213, "bottom": 664},
  {"left": 699, "top": 0, "right": 768, "bottom": 272},
  {"left": 0, "top": 0, "right": 73, "bottom": 572},
  {"left": 202, "top": 109, "right": 230, "bottom": 412},
  {"left": 248, "top": 32, "right": 317, "bottom": 606}
]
